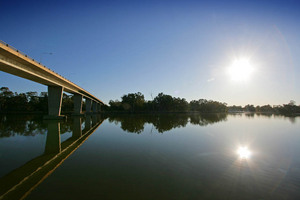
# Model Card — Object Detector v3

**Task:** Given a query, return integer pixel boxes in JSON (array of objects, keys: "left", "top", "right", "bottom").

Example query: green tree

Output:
[
  {"left": 61, "top": 94, "right": 74, "bottom": 113},
  {"left": 109, "top": 100, "right": 122, "bottom": 111},
  {"left": 153, "top": 93, "right": 173, "bottom": 111},
  {"left": 121, "top": 92, "right": 145, "bottom": 112},
  {"left": 244, "top": 104, "right": 255, "bottom": 112},
  {"left": 0, "top": 87, "right": 15, "bottom": 112}
]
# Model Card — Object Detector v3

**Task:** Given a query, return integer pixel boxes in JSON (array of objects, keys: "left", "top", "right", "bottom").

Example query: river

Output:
[{"left": 0, "top": 113, "right": 299, "bottom": 199}]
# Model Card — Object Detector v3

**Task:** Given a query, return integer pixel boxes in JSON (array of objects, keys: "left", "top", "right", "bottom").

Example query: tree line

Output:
[
  {"left": 0, "top": 87, "right": 82, "bottom": 113},
  {"left": 108, "top": 92, "right": 228, "bottom": 113},
  {"left": 228, "top": 100, "right": 300, "bottom": 115},
  {"left": 108, "top": 92, "right": 300, "bottom": 115},
  {"left": 1, "top": 87, "right": 300, "bottom": 115}
]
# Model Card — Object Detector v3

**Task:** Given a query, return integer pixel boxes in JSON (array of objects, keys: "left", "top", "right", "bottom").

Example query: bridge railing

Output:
[
  {"left": 0, "top": 40, "right": 76, "bottom": 85},
  {"left": 1, "top": 40, "right": 40, "bottom": 64}
]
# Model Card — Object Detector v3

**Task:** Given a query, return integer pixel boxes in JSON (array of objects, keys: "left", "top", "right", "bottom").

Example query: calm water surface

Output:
[{"left": 0, "top": 114, "right": 300, "bottom": 199}]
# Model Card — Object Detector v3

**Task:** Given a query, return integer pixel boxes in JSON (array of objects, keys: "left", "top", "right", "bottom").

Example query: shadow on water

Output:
[
  {"left": 0, "top": 115, "right": 104, "bottom": 200},
  {"left": 107, "top": 113, "right": 228, "bottom": 134}
]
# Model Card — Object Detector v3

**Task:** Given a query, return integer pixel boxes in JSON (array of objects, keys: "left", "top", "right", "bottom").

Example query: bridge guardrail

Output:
[{"left": 0, "top": 40, "right": 75, "bottom": 84}]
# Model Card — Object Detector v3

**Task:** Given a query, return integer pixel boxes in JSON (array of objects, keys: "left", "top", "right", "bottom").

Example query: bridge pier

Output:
[
  {"left": 44, "top": 86, "right": 65, "bottom": 119},
  {"left": 73, "top": 94, "right": 83, "bottom": 115},
  {"left": 92, "top": 101, "right": 97, "bottom": 113},
  {"left": 97, "top": 103, "right": 101, "bottom": 112},
  {"left": 44, "top": 121, "right": 61, "bottom": 154},
  {"left": 85, "top": 115, "right": 91, "bottom": 130},
  {"left": 85, "top": 98, "right": 92, "bottom": 114},
  {"left": 72, "top": 116, "right": 82, "bottom": 139},
  {"left": 92, "top": 114, "right": 97, "bottom": 126}
]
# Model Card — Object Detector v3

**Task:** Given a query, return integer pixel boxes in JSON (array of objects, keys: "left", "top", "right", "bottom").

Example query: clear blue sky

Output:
[{"left": 1, "top": 0, "right": 300, "bottom": 106}]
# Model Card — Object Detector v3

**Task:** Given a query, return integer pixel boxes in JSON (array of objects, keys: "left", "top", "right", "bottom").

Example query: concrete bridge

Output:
[{"left": 0, "top": 40, "right": 104, "bottom": 118}]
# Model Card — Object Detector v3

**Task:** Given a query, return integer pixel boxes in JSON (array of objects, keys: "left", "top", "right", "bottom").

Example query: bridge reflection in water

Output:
[{"left": 0, "top": 115, "right": 104, "bottom": 200}]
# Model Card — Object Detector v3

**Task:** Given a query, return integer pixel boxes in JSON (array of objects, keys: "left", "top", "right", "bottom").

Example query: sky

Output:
[{"left": 0, "top": 0, "right": 300, "bottom": 106}]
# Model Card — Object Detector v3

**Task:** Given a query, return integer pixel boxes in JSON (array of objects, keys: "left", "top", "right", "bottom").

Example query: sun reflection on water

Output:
[{"left": 237, "top": 146, "right": 252, "bottom": 159}]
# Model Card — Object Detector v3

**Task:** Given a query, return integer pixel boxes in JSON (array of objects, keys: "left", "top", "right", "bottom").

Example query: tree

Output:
[
  {"left": 0, "top": 87, "right": 14, "bottom": 111},
  {"left": 153, "top": 93, "right": 173, "bottom": 111},
  {"left": 288, "top": 100, "right": 296, "bottom": 106},
  {"left": 244, "top": 104, "right": 255, "bottom": 112},
  {"left": 121, "top": 92, "right": 145, "bottom": 112},
  {"left": 109, "top": 100, "right": 122, "bottom": 111},
  {"left": 190, "top": 99, "right": 227, "bottom": 113},
  {"left": 0, "top": 87, "right": 13, "bottom": 97},
  {"left": 61, "top": 94, "right": 74, "bottom": 113}
]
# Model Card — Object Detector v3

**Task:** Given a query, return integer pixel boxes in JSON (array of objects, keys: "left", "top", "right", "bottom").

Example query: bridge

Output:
[{"left": 0, "top": 40, "right": 104, "bottom": 118}]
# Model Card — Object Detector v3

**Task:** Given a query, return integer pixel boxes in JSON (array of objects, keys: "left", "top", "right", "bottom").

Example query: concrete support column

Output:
[
  {"left": 85, "top": 98, "right": 92, "bottom": 114},
  {"left": 85, "top": 115, "right": 91, "bottom": 130},
  {"left": 92, "top": 114, "right": 97, "bottom": 126},
  {"left": 47, "top": 86, "right": 63, "bottom": 118},
  {"left": 45, "top": 121, "right": 61, "bottom": 154},
  {"left": 72, "top": 117, "right": 82, "bottom": 139},
  {"left": 73, "top": 94, "right": 83, "bottom": 115},
  {"left": 97, "top": 103, "right": 101, "bottom": 112},
  {"left": 92, "top": 101, "right": 97, "bottom": 113}
]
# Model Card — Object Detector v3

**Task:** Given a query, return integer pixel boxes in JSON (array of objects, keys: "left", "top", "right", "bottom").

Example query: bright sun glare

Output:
[
  {"left": 237, "top": 146, "right": 252, "bottom": 159},
  {"left": 228, "top": 58, "right": 254, "bottom": 82}
]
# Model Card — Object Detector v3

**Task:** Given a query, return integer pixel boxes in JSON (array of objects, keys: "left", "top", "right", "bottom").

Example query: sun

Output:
[{"left": 228, "top": 58, "right": 254, "bottom": 82}]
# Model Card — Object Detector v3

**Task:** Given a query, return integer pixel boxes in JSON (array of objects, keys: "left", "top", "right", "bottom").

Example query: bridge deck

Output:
[{"left": 0, "top": 41, "right": 103, "bottom": 105}]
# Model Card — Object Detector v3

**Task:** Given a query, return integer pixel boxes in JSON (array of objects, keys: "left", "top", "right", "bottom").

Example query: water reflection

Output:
[
  {"left": 72, "top": 116, "right": 82, "bottom": 139},
  {"left": 256, "top": 113, "right": 273, "bottom": 118},
  {"left": 245, "top": 113, "right": 255, "bottom": 118},
  {"left": 1, "top": 113, "right": 300, "bottom": 199},
  {"left": 287, "top": 116, "right": 297, "bottom": 124},
  {"left": 44, "top": 121, "right": 61, "bottom": 154},
  {"left": 237, "top": 146, "right": 252, "bottom": 159},
  {"left": 0, "top": 115, "right": 74, "bottom": 138},
  {"left": 0, "top": 115, "right": 104, "bottom": 200},
  {"left": 0, "top": 115, "right": 46, "bottom": 137},
  {"left": 108, "top": 113, "right": 228, "bottom": 134},
  {"left": 189, "top": 113, "right": 227, "bottom": 126}
]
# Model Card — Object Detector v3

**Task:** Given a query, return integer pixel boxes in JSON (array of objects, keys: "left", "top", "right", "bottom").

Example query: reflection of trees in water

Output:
[
  {"left": 256, "top": 113, "right": 273, "bottom": 118},
  {"left": 108, "top": 116, "right": 147, "bottom": 134},
  {"left": 60, "top": 118, "right": 72, "bottom": 134},
  {"left": 152, "top": 115, "right": 188, "bottom": 133},
  {"left": 189, "top": 113, "right": 227, "bottom": 126},
  {"left": 108, "top": 114, "right": 228, "bottom": 134},
  {"left": 288, "top": 117, "right": 296, "bottom": 124},
  {"left": 108, "top": 114, "right": 188, "bottom": 134},
  {"left": 115, "top": 117, "right": 146, "bottom": 134},
  {"left": 245, "top": 113, "right": 255, "bottom": 118},
  {"left": 0, "top": 115, "right": 46, "bottom": 137},
  {"left": 0, "top": 115, "right": 72, "bottom": 138}
]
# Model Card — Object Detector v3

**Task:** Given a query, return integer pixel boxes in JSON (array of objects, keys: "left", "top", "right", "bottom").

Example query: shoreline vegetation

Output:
[{"left": 1, "top": 87, "right": 300, "bottom": 115}]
